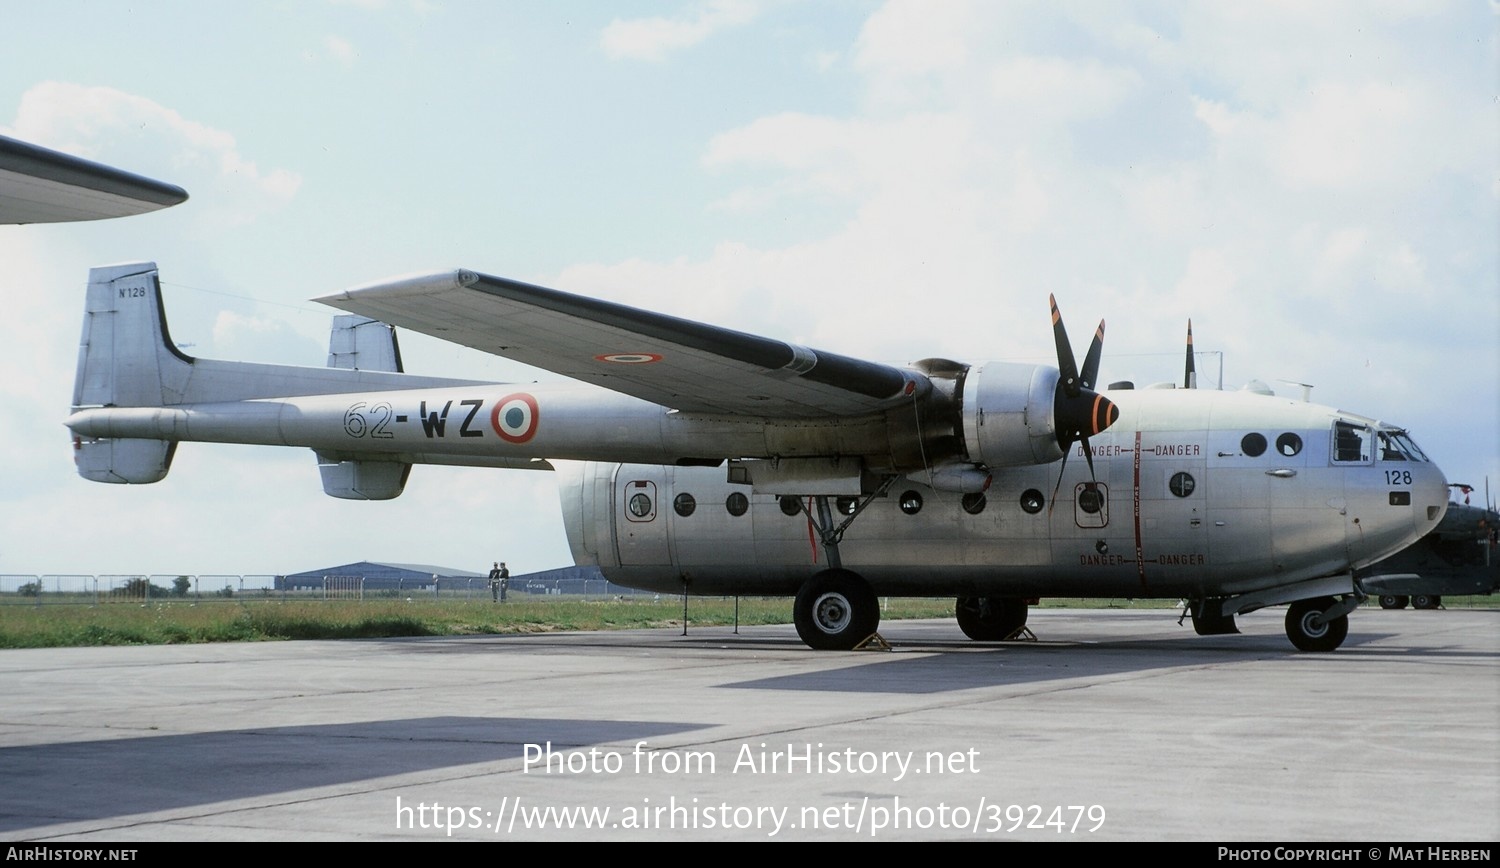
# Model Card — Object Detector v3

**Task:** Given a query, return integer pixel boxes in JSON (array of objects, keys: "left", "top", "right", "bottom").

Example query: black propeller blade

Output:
[
  {"left": 1047, "top": 295, "right": 1120, "bottom": 512},
  {"left": 1184, "top": 319, "right": 1196, "bottom": 389}
]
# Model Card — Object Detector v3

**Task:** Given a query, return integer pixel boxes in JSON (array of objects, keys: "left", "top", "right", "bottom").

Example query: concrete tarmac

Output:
[{"left": 2, "top": 607, "right": 1496, "bottom": 842}]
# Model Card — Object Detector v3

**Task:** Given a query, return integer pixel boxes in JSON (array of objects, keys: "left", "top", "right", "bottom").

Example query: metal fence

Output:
[{"left": 0, "top": 574, "right": 644, "bottom": 605}]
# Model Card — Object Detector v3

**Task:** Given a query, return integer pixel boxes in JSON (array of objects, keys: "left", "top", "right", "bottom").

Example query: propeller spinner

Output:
[{"left": 1049, "top": 295, "right": 1119, "bottom": 508}]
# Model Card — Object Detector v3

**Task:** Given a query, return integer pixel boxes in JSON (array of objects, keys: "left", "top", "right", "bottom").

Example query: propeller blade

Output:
[
  {"left": 1184, "top": 319, "right": 1197, "bottom": 389},
  {"left": 1050, "top": 294, "right": 1080, "bottom": 397},
  {"left": 1080, "top": 319, "right": 1105, "bottom": 390}
]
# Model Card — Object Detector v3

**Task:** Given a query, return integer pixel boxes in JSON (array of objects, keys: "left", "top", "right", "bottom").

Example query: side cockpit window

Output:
[
  {"left": 1332, "top": 421, "right": 1373, "bottom": 465},
  {"left": 1378, "top": 429, "right": 1429, "bottom": 463}
]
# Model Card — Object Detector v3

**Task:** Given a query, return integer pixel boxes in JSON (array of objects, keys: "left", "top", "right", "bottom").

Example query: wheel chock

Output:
[
  {"left": 1003, "top": 626, "right": 1038, "bottom": 642},
  {"left": 854, "top": 632, "right": 892, "bottom": 651}
]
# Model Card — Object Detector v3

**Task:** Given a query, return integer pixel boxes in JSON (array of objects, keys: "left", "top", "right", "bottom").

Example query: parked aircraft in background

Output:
[
  {"left": 1361, "top": 484, "right": 1498, "bottom": 609},
  {"left": 64, "top": 262, "right": 1449, "bottom": 651},
  {"left": 0, "top": 134, "right": 187, "bottom": 224}
]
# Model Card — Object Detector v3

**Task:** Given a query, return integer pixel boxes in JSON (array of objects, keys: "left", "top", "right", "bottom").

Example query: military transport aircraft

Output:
[
  {"left": 0, "top": 134, "right": 187, "bottom": 224},
  {"left": 64, "top": 263, "right": 1449, "bottom": 652}
]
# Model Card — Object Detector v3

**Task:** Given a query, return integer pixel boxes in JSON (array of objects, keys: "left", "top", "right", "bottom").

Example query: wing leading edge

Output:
[
  {"left": 0, "top": 134, "right": 188, "bottom": 224},
  {"left": 316, "top": 269, "right": 926, "bottom": 418}
]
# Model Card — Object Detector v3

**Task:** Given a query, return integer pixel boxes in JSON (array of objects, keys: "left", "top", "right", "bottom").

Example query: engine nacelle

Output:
[{"left": 959, "top": 362, "right": 1063, "bottom": 467}]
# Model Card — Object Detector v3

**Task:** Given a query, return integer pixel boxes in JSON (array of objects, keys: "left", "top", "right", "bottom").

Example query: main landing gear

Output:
[
  {"left": 954, "top": 597, "right": 1029, "bottom": 641},
  {"left": 790, "top": 485, "right": 897, "bottom": 650},
  {"left": 793, "top": 569, "right": 881, "bottom": 650}
]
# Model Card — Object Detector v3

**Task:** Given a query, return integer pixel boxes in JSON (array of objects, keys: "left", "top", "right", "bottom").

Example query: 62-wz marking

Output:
[{"left": 344, "top": 402, "right": 396, "bottom": 439}]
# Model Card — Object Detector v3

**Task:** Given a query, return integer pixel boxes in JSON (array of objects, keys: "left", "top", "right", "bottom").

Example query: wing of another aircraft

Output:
[
  {"left": 0, "top": 134, "right": 188, "bottom": 224},
  {"left": 316, "top": 269, "right": 923, "bottom": 418}
]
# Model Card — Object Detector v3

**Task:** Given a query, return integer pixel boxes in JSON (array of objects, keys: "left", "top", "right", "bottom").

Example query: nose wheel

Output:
[{"left": 1285, "top": 596, "right": 1350, "bottom": 652}]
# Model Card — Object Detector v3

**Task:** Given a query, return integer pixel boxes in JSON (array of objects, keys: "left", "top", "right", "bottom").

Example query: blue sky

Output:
[{"left": 2, "top": 1, "right": 1496, "bottom": 579}]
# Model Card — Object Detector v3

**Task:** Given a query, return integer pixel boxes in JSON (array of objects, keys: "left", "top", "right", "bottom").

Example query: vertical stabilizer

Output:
[
  {"left": 71, "top": 262, "right": 191, "bottom": 483},
  {"left": 72, "top": 262, "right": 193, "bottom": 409}
]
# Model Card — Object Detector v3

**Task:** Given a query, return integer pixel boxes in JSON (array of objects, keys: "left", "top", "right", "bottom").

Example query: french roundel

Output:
[{"left": 490, "top": 392, "right": 540, "bottom": 443}]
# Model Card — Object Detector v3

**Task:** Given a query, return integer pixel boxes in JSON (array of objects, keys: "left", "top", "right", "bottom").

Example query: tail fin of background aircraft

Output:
[{"left": 71, "top": 262, "right": 191, "bottom": 483}]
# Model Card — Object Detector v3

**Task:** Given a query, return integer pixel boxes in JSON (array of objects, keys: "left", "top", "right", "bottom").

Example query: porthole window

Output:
[
  {"left": 725, "top": 492, "right": 749, "bottom": 517},
  {"left": 899, "top": 490, "right": 923, "bottom": 515},
  {"left": 628, "top": 493, "right": 652, "bottom": 518},
  {"left": 836, "top": 496, "right": 858, "bottom": 516},
  {"left": 673, "top": 492, "right": 696, "bottom": 517},
  {"left": 1078, "top": 486, "right": 1105, "bottom": 514},
  {"left": 1169, "top": 472, "right": 1196, "bottom": 498},
  {"left": 1020, "top": 489, "right": 1045, "bottom": 514},
  {"left": 1241, "top": 433, "right": 1267, "bottom": 457},
  {"left": 961, "top": 492, "right": 987, "bottom": 515},
  {"left": 1276, "top": 432, "right": 1303, "bottom": 457},
  {"left": 778, "top": 495, "right": 801, "bottom": 517}
]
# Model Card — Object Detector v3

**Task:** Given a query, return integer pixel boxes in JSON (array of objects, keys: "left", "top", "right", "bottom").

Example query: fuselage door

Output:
[{"left": 614, "top": 466, "right": 673, "bottom": 566}]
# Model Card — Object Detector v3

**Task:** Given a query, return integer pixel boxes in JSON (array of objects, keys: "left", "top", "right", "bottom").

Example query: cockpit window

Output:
[
  {"left": 1332, "top": 421, "right": 1373, "bottom": 464},
  {"left": 1379, "top": 429, "right": 1428, "bottom": 462}
]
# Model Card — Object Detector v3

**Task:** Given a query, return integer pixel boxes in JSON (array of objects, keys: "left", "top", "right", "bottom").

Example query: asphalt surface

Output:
[{"left": 2, "top": 607, "right": 1496, "bottom": 842}]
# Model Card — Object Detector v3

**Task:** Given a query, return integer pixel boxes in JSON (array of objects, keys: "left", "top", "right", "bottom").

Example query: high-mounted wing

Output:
[
  {"left": 0, "top": 134, "right": 188, "bottom": 224},
  {"left": 316, "top": 269, "right": 924, "bottom": 418}
]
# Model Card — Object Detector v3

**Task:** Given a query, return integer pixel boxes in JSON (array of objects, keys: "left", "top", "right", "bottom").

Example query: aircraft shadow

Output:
[{"left": 0, "top": 716, "right": 705, "bottom": 833}]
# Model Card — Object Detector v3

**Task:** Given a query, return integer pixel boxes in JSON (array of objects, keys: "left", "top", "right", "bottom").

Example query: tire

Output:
[
  {"left": 1285, "top": 597, "right": 1349, "bottom": 652},
  {"left": 794, "top": 570, "right": 879, "bottom": 650},
  {"left": 1411, "top": 594, "right": 1440, "bottom": 610},
  {"left": 955, "top": 597, "right": 1029, "bottom": 641},
  {"left": 1378, "top": 595, "right": 1409, "bottom": 610}
]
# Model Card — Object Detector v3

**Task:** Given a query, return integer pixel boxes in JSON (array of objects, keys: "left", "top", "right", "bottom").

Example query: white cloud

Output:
[
  {"left": 324, "top": 34, "right": 359, "bottom": 67},
  {"left": 601, "top": 0, "right": 760, "bottom": 62},
  {"left": 5, "top": 82, "right": 302, "bottom": 228}
]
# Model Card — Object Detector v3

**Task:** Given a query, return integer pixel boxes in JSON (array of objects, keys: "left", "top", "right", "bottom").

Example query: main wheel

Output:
[
  {"left": 1378, "top": 594, "right": 1409, "bottom": 610},
  {"left": 1411, "top": 594, "right": 1440, "bottom": 610},
  {"left": 1285, "top": 597, "right": 1349, "bottom": 652},
  {"left": 794, "top": 570, "right": 879, "bottom": 650},
  {"left": 955, "top": 597, "right": 1029, "bottom": 641}
]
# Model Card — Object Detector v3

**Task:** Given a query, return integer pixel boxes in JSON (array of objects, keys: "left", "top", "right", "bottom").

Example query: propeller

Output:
[
  {"left": 1048, "top": 295, "right": 1119, "bottom": 511},
  {"left": 1183, "top": 319, "right": 1197, "bottom": 389}
]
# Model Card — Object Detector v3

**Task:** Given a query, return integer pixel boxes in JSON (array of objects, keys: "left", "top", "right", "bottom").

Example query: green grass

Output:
[{"left": 0, "top": 594, "right": 1492, "bottom": 649}]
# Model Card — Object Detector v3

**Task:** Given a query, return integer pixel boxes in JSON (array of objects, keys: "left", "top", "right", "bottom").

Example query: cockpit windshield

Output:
[
  {"left": 1378, "top": 428, "right": 1428, "bottom": 463},
  {"left": 1333, "top": 420, "right": 1430, "bottom": 464}
]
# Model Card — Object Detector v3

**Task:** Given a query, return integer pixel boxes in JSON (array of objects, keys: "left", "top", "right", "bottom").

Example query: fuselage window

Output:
[
  {"left": 1331, "top": 421, "right": 1371, "bottom": 464},
  {"left": 673, "top": 492, "right": 696, "bottom": 517},
  {"left": 1020, "top": 489, "right": 1045, "bottom": 514},
  {"left": 628, "top": 492, "right": 652, "bottom": 518},
  {"left": 1169, "top": 472, "right": 1196, "bottom": 498},
  {"left": 1241, "top": 433, "right": 1267, "bottom": 457},
  {"left": 1078, "top": 485, "right": 1105, "bottom": 514},
  {"left": 725, "top": 492, "right": 749, "bottom": 517},
  {"left": 1276, "top": 432, "right": 1303, "bottom": 457},
  {"left": 899, "top": 490, "right": 923, "bottom": 515},
  {"left": 961, "top": 492, "right": 987, "bottom": 515},
  {"left": 836, "top": 496, "right": 858, "bottom": 516},
  {"left": 778, "top": 495, "right": 801, "bottom": 517}
]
